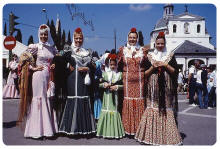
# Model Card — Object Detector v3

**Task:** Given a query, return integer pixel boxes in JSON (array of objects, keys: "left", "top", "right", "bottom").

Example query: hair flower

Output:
[
  {"left": 75, "top": 27, "right": 82, "bottom": 33},
  {"left": 130, "top": 27, "right": 137, "bottom": 33}
]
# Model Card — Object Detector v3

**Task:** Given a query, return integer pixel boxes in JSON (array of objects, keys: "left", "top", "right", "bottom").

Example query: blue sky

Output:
[{"left": 3, "top": 4, "right": 216, "bottom": 55}]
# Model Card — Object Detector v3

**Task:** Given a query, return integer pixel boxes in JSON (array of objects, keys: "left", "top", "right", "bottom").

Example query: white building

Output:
[{"left": 150, "top": 4, "right": 216, "bottom": 74}]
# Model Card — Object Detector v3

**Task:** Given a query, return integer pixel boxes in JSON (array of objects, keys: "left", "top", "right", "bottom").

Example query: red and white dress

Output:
[{"left": 118, "top": 46, "right": 147, "bottom": 135}]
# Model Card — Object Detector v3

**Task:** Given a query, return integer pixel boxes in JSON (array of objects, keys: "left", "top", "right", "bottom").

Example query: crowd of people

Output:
[
  {"left": 177, "top": 60, "right": 216, "bottom": 109},
  {"left": 6, "top": 24, "right": 218, "bottom": 145}
]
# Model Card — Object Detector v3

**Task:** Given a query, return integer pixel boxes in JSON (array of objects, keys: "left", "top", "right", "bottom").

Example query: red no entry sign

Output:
[{"left": 3, "top": 36, "right": 16, "bottom": 50}]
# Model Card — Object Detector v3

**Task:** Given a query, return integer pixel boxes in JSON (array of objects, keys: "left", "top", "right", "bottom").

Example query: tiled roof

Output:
[
  {"left": 174, "top": 40, "right": 216, "bottom": 54},
  {"left": 154, "top": 18, "right": 168, "bottom": 29}
]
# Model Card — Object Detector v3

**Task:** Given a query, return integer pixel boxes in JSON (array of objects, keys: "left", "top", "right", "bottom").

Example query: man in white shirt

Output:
[
  {"left": 188, "top": 60, "right": 199, "bottom": 106},
  {"left": 178, "top": 69, "right": 184, "bottom": 93},
  {"left": 208, "top": 67, "right": 216, "bottom": 108},
  {"left": 195, "top": 64, "right": 208, "bottom": 109}
]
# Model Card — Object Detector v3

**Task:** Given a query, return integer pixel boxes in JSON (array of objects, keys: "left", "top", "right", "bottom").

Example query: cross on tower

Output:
[{"left": 184, "top": 4, "right": 188, "bottom": 13}]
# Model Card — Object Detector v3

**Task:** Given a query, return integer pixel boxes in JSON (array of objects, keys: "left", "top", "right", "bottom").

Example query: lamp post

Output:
[{"left": 42, "top": 8, "right": 48, "bottom": 23}]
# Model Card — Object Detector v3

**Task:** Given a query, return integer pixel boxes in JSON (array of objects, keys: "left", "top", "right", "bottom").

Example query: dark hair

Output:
[
  {"left": 109, "top": 58, "right": 117, "bottom": 64},
  {"left": 128, "top": 31, "right": 138, "bottom": 38},
  {"left": 156, "top": 36, "right": 166, "bottom": 43},
  {"left": 156, "top": 32, "right": 166, "bottom": 43}
]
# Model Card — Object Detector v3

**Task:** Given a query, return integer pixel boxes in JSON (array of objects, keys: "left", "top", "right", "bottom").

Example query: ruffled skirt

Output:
[
  {"left": 96, "top": 111, "right": 125, "bottom": 138},
  {"left": 122, "top": 99, "right": 145, "bottom": 135},
  {"left": 24, "top": 96, "right": 58, "bottom": 138},
  {"left": 135, "top": 108, "right": 182, "bottom": 145}
]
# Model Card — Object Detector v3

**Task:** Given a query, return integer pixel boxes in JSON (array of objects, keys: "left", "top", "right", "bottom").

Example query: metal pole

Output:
[
  {"left": 42, "top": 9, "right": 48, "bottom": 23},
  {"left": 9, "top": 12, "right": 13, "bottom": 62},
  {"left": 114, "top": 29, "right": 116, "bottom": 50}
]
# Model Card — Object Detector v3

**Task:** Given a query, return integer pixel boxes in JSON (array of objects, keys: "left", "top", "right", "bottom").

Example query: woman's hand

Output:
[
  {"left": 33, "top": 66, "right": 44, "bottom": 71},
  {"left": 104, "top": 82, "right": 110, "bottom": 88},
  {"left": 50, "top": 64, "right": 55, "bottom": 70},
  {"left": 110, "top": 85, "right": 118, "bottom": 91},
  {"left": 153, "top": 61, "right": 167, "bottom": 68},
  {"left": 157, "top": 61, "right": 168, "bottom": 67},
  {"left": 152, "top": 61, "right": 161, "bottom": 68},
  {"left": 69, "top": 65, "right": 74, "bottom": 71},
  {"left": 78, "top": 67, "right": 89, "bottom": 72}
]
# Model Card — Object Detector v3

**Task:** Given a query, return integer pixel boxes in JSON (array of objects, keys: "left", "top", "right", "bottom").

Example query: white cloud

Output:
[{"left": 129, "top": 4, "right": 152, "bottom": 11}]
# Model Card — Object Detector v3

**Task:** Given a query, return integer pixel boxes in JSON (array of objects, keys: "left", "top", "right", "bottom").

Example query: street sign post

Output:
[{"left": 3, "top": 36, "right": 16, "bottom": 50}]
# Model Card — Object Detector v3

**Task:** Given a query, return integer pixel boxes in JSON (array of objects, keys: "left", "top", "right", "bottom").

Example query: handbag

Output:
[
  {"left": 84, "top": 73, "right": 91, "bottom": 85},
  {"left": 47, "top": 81, "right": 55, "bottom": 98}
]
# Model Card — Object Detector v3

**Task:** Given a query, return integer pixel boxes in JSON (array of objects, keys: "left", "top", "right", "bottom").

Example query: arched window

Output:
[
  {"left": 173, "top": 24, "right": 177, "bottom": 33},
  {"left": 184, "top": 22, "right": 189, "bottom": 34},
  {"left": 197, "top": 24, "right": 201, "bottom": 33}
]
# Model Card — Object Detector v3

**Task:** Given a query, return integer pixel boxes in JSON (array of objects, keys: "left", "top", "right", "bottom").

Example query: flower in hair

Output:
[
  {"left": 75, "top": 27, "right": 82, "bottom": 33},
  {"left": 158, "top": 32, "right": 165, "bottom": 38},
  {"left": 130, "top": 27, "right": 137, "bottom": 33},
  {"left": 108, "top": 54, "right": 117, "bottom": 60}
]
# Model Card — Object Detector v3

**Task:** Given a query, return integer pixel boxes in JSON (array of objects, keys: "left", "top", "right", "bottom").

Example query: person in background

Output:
[
  {"left": 208, "top": 66, "right": 216, "bottom": 109},
  {"left": 93, "top": 55, "right": 102, "bottom": 121},
  {"left": 3, "top": 54, "right": 20, "bottom": 99},
  {"left": 188, "top": 60, "right": 200, "bottom": 106},
  {"left": 177, "top": 69, "right": 184, "bottom": 93},
  {"left": 195, "top": 64, "right": 208, "bottom": 109}
]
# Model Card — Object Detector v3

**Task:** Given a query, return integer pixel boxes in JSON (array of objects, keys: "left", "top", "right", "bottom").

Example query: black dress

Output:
[{"left": 59, "top": 46, "right": 96, "bottom": 134}]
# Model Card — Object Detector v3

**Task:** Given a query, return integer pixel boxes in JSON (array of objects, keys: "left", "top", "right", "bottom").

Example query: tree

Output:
[
  {"left": 138, "top": 31, "right": 144, "bottom": 46},
  {"left": 61, "top": 29, "right": 66, "bottom": 50},
  {"left": 50, "top": 19, "right": 56, "bottom": 45},
  {"left": 47, "top": 19, "right": 50, "bottom": 27},
  {"left": 55, "top": 20, "right": 61, "bottom": 51},
  {"left": 4, "top": 23, "right": 7, "bottom": 36},
  {"left": 67, "top": 30, "right": 72, "bottom": 46},
  {"left": 15, "top": 29, "right": 22, "bottom": 43},
  {"left": 27, "top": 35, "right": 34, "bottom": 45}
]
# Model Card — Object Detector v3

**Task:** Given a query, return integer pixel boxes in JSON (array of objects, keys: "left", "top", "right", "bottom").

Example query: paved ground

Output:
[{"left": 2, "top": 94, "right": 216, "bottom": 146}]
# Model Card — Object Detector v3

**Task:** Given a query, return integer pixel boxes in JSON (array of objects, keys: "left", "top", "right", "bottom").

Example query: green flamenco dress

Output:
[{"left": 96, "top": 71, "right": 125, "bottom": 139}]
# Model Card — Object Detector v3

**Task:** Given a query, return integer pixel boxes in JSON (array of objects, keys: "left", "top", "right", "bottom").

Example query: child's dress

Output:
[
  {"left": 93, "top": 61, "right": 102, "bottom": 119},
  {"left": 96, "top": 71, "right": 125, "bottom": 138}
]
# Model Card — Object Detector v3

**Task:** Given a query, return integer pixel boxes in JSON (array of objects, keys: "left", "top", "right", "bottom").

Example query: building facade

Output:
[{"left": 150, "top": 4, "right": 216, "bottom": 74}]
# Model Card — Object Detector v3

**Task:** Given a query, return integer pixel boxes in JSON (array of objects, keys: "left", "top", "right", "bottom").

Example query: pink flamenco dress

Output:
[
  {"left": 23, "top": 43, "right": 58, "bottom": 139},
  {"left": 3, "top": 60, "right": 20, "bottom": 99}
]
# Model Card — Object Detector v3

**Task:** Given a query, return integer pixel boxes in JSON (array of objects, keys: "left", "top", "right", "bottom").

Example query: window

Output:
[
  {"left": 184, "top": 22, "right": 189, "bottom": 34},
  {"left": 173, "top": 24, "right": 177, "bottom": 33},
  {"left": 197, "top": 24, "right": 201, "bottom": 33}
]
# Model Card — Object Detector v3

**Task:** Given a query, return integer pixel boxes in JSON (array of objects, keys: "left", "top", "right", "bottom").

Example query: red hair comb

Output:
[
  {"left": 130, "top": 27, "right": 137, "bottom": 33},
  {"left": 158, "top": 32, "right": 165, "bottom": 38},
  {"left": 108, "top": 54, "right": 117, "bottom": 60},
  {"left": 75, "top": 27, "right": 82, "bottom": 33}
]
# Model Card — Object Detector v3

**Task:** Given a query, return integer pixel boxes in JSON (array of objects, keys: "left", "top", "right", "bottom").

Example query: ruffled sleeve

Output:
[{"left": 27, "top": 44, "right": 38, "bottom": 56}]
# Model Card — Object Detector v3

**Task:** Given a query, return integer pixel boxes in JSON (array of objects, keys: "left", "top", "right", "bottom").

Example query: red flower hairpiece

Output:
[
  {"left": 130, "top": 27, "right": 137, "bottom": 33},
  {"left": 158, "top": 32, "right": 165, "bottom": 38},
  {"left": 108, "top": 54, "right": 117, "bottom": 60},
  {"left": 40, "top": 25, "right": 47, "bottom": 29},
  {"left": 75, "top": 27, "right": 82, "bottom": 33}
]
